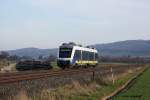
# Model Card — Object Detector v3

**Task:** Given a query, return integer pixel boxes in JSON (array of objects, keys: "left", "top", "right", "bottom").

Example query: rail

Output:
[{"left": 0, "top": 64, "right": 142, "bottom": 85}]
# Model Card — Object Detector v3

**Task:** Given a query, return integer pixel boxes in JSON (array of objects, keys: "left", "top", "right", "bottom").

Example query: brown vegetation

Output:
[{"left": 0, "top": 64, "right": 145, "bottom": 100}]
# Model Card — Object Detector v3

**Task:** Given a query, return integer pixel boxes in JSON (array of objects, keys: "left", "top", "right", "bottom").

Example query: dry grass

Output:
[
  {"left": 0, "top": 59, "right": 8, "bottom": 70},
  {"left": 1, "top": 65, "right": 143, "bottom": 100},
  {"left": 30, "top": 80, "right": 101, "bottom": 100},
  {"left": 13, "top": 70, "right": 134, "bottom": 100},
  {"left": 14, "top": 90, "right": 29, "bottom": 100},
  {"left": 0, "top": 63, "right": 16, "bottom": 73},
  {"left": 0, "top": 59, "right": 16, "bottom": 73}
]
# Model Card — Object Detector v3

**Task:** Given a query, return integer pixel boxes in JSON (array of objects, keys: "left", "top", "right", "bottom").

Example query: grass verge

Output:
[
  {"left": 26, "top": 67, "right": 145, "bottom": 100},
  {"left": 10, "top": 65, "right": 146, "bottom": 100},
  {"left": 69, "top": 67, "right": 146, "bottom": 100},
  {"left": 113, "top": 67, "right": 150, "bottom": 100}
]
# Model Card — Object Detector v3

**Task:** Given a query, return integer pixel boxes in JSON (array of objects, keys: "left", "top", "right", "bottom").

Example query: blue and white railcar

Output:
[{"left": 57, "top": 42, "right": 98, "bottom": 69}]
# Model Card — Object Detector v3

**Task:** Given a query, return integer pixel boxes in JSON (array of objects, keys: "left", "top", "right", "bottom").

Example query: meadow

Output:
[
  {"left": 114, "top": 67, "right": 150, "bottom": 100},
  {"left": 0, "top": 63, "right": 146, "bottom": 100}
]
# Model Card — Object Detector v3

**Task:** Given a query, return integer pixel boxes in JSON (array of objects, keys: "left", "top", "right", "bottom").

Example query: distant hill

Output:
[
  {"left": 8, "top": 48, "right": 58, "bottom": 59},
  {"left": 92, "top": 40, "right": 150, "bottom": 57},
  {"left": 6, "top": 40, "right": 150, "bottom": 58}
]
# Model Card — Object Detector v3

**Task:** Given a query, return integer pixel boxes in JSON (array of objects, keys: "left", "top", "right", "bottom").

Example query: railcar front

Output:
[{"left": 57, "top": 45, "right": 73, "bottom": 69}]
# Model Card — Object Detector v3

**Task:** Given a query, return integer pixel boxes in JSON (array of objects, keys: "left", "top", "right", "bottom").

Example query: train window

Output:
[
  {"left": 82, "top": 51, "right": 89, "bottom": 60},
  {"left": 59, "top": 48, "right": 72, "bottom": 58},
  {"left": 95, "top": 53, "right": 99, "bottom": 60},
  {"left": 89, "top": 52, "right": 94, "bottom": 61},
  {"left": 74, "top": 50, "right": 81, "bottom": 60}
]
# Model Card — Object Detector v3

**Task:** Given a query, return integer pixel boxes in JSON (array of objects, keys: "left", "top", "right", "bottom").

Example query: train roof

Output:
[{"left": 60, "top": 42, "right": 98, "bottom": 53}]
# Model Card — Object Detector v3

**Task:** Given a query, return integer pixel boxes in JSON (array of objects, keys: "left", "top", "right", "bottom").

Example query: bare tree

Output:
[{"left": 0, "top": 51, "right": 9, "bottom": 59}]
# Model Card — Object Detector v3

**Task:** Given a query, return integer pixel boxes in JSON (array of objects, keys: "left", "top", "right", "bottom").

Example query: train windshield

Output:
[{"left": 59, "top": 48, "right": 72, "bottom": 58}]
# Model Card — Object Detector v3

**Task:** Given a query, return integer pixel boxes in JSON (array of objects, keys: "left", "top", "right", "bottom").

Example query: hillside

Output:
[
  {"left": 6, "top": 40, "right": 150, "bottom": 58},
  {"left": 8, "top": 48, "right": 57, "bottom": 59},
  {"left": 93, "top": 40, "right": 150, "bottom": 57}
]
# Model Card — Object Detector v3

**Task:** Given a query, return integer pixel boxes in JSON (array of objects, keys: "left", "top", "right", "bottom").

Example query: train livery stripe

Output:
[{"left": 76, "top": 60, "right": 98, "bottom": 65}]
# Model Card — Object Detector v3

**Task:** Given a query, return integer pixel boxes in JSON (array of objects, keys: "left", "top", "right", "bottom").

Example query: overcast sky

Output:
[{"left": 0, "top": 0, "right": 150, "bottom": 50}]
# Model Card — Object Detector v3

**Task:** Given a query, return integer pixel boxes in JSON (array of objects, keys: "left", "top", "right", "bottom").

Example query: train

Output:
[
  {"left": 16, "top": 60, "right": 52, "bottom": 71},
  {"left": 57, "top": 42, "right": 99, "bottom": 69},
  {"left": 16, "top": 42, "right": 99, "bottom": 70}
]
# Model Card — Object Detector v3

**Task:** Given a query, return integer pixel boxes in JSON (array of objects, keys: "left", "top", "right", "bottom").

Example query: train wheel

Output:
[
  {"left": 60, "top": 66, "right": 66, "bottom": 70},
  {"left": 92, "top": 65, "right": 96, "bottom": 68},
  {"left": 73, "top": 64, "right": 79, "bottom": 69},
  {"left": 83, "top": 65, "right": 88, "bottom": 68},
  {"left": 92, "top": 64, "right": 98, "bottom": 68}
]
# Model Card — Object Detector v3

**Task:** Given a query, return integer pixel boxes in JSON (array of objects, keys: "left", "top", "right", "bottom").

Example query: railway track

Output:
[
  {"left": 0, "top": 64, "right": 142, "bottom": 85},
  {"left": 0, "top": 68, "right": 96, "bottom": 85}
]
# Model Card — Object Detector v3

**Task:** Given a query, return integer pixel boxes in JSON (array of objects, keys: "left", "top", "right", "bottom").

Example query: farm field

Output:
[
  {"left": 0, "top": 63, "right": 145, "bottom": 100},
  {"left": 113, "top": 67, "right": 150, "bottom": 100},
  {"left": 69, "top": 66, "right": 145, "bottom": 100}
]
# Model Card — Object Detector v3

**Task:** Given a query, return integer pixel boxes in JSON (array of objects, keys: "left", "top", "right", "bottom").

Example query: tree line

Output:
[
  {"left": 0, "top": 51, "right": 56, "bottom": 62},
  {"left": 1, "top": 51, "right": 150, "bottom": 63},
  {"left": 100, "top": 56, "right": 150, "bottom": 63}
]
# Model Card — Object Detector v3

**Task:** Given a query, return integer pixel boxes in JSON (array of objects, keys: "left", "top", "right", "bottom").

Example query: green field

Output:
[{"left": 114, "top": 67, "right": 150, "bottom": 100}]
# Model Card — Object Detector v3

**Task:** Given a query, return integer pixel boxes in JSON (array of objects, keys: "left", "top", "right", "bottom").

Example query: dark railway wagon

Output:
[{"left": 16, "top": 60, "right": 52, "bottom": 71}]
